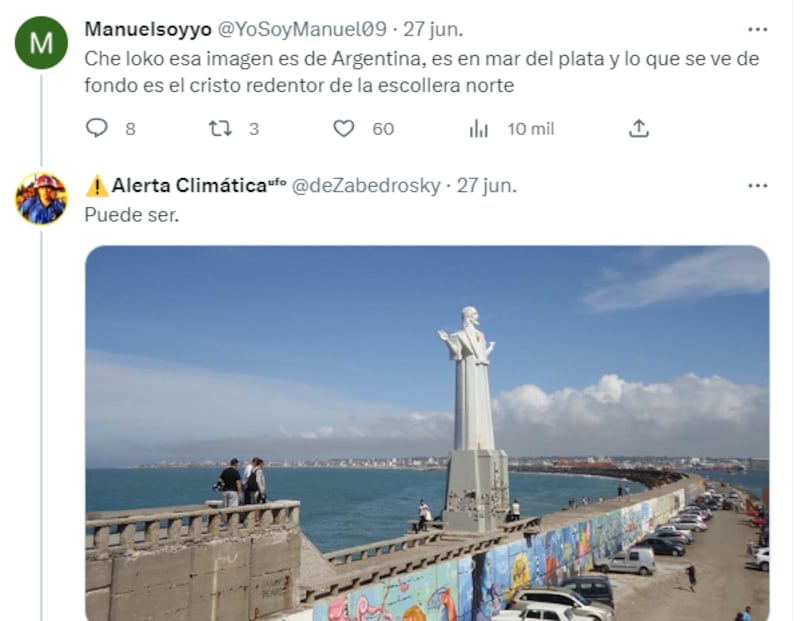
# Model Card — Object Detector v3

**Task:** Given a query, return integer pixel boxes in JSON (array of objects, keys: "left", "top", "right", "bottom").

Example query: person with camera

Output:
[{"left": 216, "top": 458, "right": 243, "bottom": 512}]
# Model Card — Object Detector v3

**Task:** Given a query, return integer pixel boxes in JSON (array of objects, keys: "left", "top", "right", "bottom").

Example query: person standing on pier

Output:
[
  {"left": 510, "top": 499, "right": 521, "bottom": 521},
  {"left": 217, "top": 458, "right": 243, "bottom": 509},
  {"left": 418, "top": 500, "right": 432, "bottom": 531},
  {"left": 246, "top": 458, "right": 267, "bottom": 504},
  {"left": 241, "top": 458, "right": 255, "bottom": 504},
  {"left": 740, "top": 605, "right": 752, "bottom": 621},
  {"left": 685, "top": 564, "right": 697, "bottom": 593}
]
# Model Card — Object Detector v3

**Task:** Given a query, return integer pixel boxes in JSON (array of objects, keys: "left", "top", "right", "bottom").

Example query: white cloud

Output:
[
  {"left": 87, "top": 352, "right": 768, "bottom": 465},
  {"left": 492, "top": 373, "right": 768, "bottom": 457},
  {"left": 584, "top": 247, "right": 768, "bottom": 311}
]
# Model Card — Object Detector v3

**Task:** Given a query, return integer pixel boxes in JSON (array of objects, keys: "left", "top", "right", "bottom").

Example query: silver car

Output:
[
  {"left": 652, "top": 528, "right": 693, "bottom": 544},
  {"left": 494, "top": 603, "right": 577, "bottom": 621},
  {"left": 669, "top": 517, "right": 708, "bottom": 532},
  {"left": 508, "top": 587, "right": 615, "bottom": 621}
]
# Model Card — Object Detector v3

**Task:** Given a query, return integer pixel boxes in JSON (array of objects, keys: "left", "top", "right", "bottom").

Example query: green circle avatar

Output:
[{"left": 16, "top": 16, "right": 68, "bottom": 69}]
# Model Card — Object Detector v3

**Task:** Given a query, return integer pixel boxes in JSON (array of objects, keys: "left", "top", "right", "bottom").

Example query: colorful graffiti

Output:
[
  {"left": 315, "top": 563, "right": 460, "bottom": 621},
  {"left": 311, "top": 484, "right": 696, "bottom": 621},
  {"left": 326, "top": 595, "right": 393, "bottom": 621},
  {"left": 428, "top": 587, "right": 457, "bottom": 621},
  {"left": 589, "top": 510, "right": 623, "bottom": 564},
  {"left": 620, "top": 505, "right": 643, "bottom": 548},
  {"left": 466, "top": 551, "right": 504, "bottom": 621},
  {"left": 506, "top": 552, "right": 530, "bottom": 600},
  {"left": 543, "top": 528, "right": 564, "bottom": 585}
]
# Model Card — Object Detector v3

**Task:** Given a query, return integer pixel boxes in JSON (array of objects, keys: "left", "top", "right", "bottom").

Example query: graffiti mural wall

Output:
[
  {"left": 312, "top": 482, "right": 697, "bottom": 621},
  {"left": 589, "top": 509, "right": 623, "bottom": 563},
  {"left": 313, "top": 561, "right": 461, "bottom": 621}
]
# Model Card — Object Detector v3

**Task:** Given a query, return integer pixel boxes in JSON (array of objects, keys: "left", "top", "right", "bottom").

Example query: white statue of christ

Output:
[{"left": 438, "top": 306, "right": 496, "bottom": 451}]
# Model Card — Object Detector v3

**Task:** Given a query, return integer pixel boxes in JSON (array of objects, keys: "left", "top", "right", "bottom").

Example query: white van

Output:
[{"left": 593, "top": 547, "right": 656, "bottom": 576}]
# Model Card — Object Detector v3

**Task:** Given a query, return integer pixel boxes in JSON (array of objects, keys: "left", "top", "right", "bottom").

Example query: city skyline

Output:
[
  {"left": 122, "top": 455, "right": 767, "bottom": 470},
  {"left": 86, "top": 246, "right": 769, "bottom": 467}
]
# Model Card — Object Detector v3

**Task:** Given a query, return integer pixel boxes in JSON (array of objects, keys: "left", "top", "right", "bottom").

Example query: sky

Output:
[{"left": 85, "top": 246, "right": 769, "bottom": 467}]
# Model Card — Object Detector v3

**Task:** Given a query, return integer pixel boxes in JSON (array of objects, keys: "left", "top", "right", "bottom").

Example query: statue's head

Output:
[{"left": 461, "top": 306, "right": 479, "bottom": 327}]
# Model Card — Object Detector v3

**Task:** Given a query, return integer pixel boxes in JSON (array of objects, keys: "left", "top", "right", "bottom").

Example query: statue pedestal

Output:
[{"left": 442, "top": 449, "right": 509, "bottom": 533}]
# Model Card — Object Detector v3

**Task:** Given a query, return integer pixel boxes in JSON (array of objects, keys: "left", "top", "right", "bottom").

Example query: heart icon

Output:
[{"left": 333, "top": 119, "right": 355, "bottom": 137}]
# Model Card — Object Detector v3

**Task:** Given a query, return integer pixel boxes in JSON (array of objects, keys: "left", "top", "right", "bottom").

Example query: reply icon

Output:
[{"left": 86, "top": 118, "right": 108, "bottom": 138}]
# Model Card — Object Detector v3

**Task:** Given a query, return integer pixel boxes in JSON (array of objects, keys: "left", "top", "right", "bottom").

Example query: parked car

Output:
[
  {"left": 751, "top": 517, "right": 767, "bottom": 528},
  {"left": 679, "top": 507, "right": 712, "bottom": 520},
  {"left": 494, "top": 602, "right": 576, "bottom": 621},
  {"left": 655, "top": 524, "right": 691, "bottom": 534},
  {"left": 593, "top": 547, "right": 656, "bottom": 576},
  {"left": 560, "top": 576, "right": 615, "bottom": 610},
  {"left": 670, "top": 516, "right": 708, "bottom": 531},
  {"left": 507, "top": 586, "right": 615, "bottom": 621},
  {"left": 677, "top": 511, "right": 706, "bottom": 521},
  {"left": 672, "top": 514, "right": 704, "bottom": 523},
  {"left": 669, "top": 522, "right": 707, "bottom": 532},
  {"left": 746, "top": 547, "right": 769, "bottom": 572},
  {"left": 637, "top": 536, "right": 686, "bottom": 556},
  {"left": 678, "top": 512, "right": 710, "bottom": 523},
  {"left": 652, "top": 529, "right": 692, "bottom": 545},
  {"left": 654, "top": 525, "right": 695, "bottom": 541}
]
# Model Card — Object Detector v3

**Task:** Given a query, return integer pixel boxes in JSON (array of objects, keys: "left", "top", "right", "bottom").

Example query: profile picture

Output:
[{"left": 16, "top": 172, "right": 68, "bottom": 225}]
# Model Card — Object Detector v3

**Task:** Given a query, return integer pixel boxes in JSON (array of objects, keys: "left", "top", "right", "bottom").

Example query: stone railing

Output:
[
  {"left": 323, "top": 531, "right": 446, "bottom": 566},
  {"left": 86, "top": 500, "right": 300, "bottom": 552},
  {"left": 301, "top": 530, "right": 507, "bottom": 603},
  {"left": 500, "top": 515, "right": 543, "bottom": 535}
]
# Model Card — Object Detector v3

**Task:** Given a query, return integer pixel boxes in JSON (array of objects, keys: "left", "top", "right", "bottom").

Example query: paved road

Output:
[{"left": 608, "top": 507, "right": 768, "bottom": 621}]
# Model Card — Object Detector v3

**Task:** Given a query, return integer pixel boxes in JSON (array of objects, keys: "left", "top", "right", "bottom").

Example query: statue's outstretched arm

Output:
[
  {"left": 438, "top": 330, "right": 459, "bottom": 356},
  {"left": 486, "top": 341, "right": 496, "bottom": 356}
]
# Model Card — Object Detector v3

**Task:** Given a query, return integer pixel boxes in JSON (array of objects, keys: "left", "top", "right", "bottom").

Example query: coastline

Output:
[
  {"left": 85, "top": 471, "right": 770, "bottom": 621},
  {"left": 510, "top": 465, "right": 688, "bottom": 489},
  {"left": 87, "top": 467, "right": 646, "bottom": 552}
]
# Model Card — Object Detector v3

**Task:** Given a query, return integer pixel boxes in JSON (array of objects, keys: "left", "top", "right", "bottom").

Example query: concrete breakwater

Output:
[
  {"left": 509, "top": 466, "right": 689, "bottom": 489},
  {"left": 299, "top": 475, "right": 703, "bottom": 621},
  {"left": 85, "top": 475, "right": 703, "bottom": 621}
]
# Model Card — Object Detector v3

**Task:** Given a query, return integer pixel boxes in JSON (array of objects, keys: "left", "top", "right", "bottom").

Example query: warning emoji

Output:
[{"left": 87, "top": 175, "right": 109, "bottom": 198}]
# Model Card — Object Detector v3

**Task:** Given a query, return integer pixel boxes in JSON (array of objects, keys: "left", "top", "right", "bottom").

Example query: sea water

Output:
[
  {"left": 86, "top": 467, "right": 645, "bottom": 553},
  {"left": 699, "top": 469, "right": 769, "bottom": 499}
]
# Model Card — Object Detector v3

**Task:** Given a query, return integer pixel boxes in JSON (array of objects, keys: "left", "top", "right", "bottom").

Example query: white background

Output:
[{"left": 0, "top": 2, "right": 794, "bottom": 619}]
